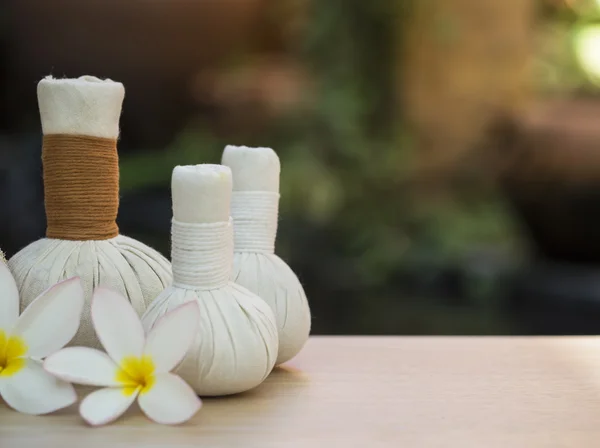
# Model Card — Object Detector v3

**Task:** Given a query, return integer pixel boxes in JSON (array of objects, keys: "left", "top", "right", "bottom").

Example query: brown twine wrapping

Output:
[{"left": 43, "top": 134, "right": 119, "bottom": 240}]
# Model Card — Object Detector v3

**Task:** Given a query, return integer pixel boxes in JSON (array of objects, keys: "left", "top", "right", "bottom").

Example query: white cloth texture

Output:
[
  {"left": 172, "top": 164, "right": 232, "bottom": 224},
  {"left": 141, "top": 281, "right": 278, "bottom": 396},
  {"left": 222, "top": 145, "right": 311, "bottom": 364},
  {"left": 230, "top": 191, "right": 311, "bottom": 365},
  {"left": 141, "top": 188, "right": 278, "bottom": 396},
  {"left": 222, "top": 145, "right": 280, "bottom": 192},
  {"left": 8, "top": 235, "right": 172, "bottom": 348},
  {"left": 37, "top": 76, "right": 125, "bottom": 139}
]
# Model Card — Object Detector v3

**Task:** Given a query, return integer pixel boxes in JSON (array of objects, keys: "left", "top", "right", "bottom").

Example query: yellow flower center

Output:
[
  {"left": 0, "top": 330, "right": 27, "bottom": 377},
  {"left": 115, "top": 355, "right": 156, "bottom": 396}
]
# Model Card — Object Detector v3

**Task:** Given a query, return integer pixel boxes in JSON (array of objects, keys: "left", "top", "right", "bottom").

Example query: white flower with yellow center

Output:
[
  {"left": 0, "top": 262, "right": 84, "bottom": 414},
  {"left": 44, "top": 287, "right": 202, "bottom": 426}
]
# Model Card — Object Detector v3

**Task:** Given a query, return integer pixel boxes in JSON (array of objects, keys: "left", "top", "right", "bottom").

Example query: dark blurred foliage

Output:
[
  {"left": 5, "top": 0, "right": 600, "bottom": 335},
  {"left": 116, "top": 0, "right": 519, "bottom": 335}
]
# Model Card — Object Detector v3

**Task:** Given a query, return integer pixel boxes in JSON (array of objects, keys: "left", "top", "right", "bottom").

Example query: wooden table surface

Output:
[{"left": 2, "top": 336, "right": 600, "bottom": 447}]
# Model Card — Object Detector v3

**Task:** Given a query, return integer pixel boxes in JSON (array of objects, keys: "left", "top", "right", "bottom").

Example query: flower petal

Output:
[
  {"left": 138, "top": 373, "right": 201, "bottom": 425},
  {"left": 0, "top": 261, "right": 20, "bottom": 330},
  {"left": 0, "top": 358, "right": 76, "bottom": 415},
  {"left": 44, "top": 347, "right": 120, "bottom": 387},
  {"left": 143, "top": 301, "right": 199, "bottom": 373},
  {"left": 79, "top": 387, "right": 138, "bottom": 426},
  {"left": 91, "top": 287, "right": 145, "bottom": 364},
  {"left": 11, "top": 277, "right": 84, "bottom": 359}
]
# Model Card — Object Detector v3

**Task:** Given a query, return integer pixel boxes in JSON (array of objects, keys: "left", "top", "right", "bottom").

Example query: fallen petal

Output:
[
  {"left": 44, "top": 347, "right": 120, "bottom": 387},
  {"left": 79, "top": 387, "right": 138, "bottom": 426},
  {"left": 91, "top": 287, "right": 145, "bottom": 364},
  {"left": 11, "top": 277, "right": 84, "bottom": 359},
  {"left": 144, "top": 301, "right": 199, "bottom": 374},
  {"left": 0, "top": 358, "right": 76, "bottom": 415},
  {"left": 138, "top": 372, "right": 201, "bottom": 425},
  {"left": 0, "top": 261, "right": 20, "bottom": 330}
]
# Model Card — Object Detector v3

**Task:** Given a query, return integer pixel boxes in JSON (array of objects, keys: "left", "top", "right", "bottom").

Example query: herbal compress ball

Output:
[
  {"left": 222, "top": 145, "right": 311, "bottom": 365},
  {"left": 141, "top": 164, "right": 278, "bottom": 396},
  {"left": 9, "top": 76, "right": 172, "bottom": 347}
]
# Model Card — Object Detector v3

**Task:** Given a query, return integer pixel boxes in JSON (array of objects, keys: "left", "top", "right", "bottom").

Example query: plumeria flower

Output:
[
  {"left": 44, "top": 287, "right": 202, "bottom": 426},
  {"left": 0, "top": 261, "right": 84, "bottom": 414}
]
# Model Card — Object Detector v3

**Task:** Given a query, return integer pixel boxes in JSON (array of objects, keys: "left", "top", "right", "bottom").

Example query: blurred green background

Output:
[{"left": 4, "top": 0, "right": 600, "bottom": 335}]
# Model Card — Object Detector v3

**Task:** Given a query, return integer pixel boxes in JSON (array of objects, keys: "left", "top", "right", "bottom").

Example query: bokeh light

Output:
[{"left": 574, "top": 24, "right": 600, "bottom": 83}]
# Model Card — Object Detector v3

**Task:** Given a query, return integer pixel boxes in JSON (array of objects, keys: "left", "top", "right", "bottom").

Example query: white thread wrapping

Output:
[
  {"left": 231, "top": 192, "right": 279, "bottom": 253},
  {"left": 171, "top": 218, "right": 233, "bottom": 290}
]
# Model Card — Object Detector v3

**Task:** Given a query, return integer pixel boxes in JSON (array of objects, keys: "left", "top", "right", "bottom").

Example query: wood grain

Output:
[{"left": 3, "top": 336, "right": 600, "bottom": 447}]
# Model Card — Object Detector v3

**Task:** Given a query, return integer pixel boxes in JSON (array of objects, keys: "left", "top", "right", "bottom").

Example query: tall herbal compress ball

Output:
[
  {"left": 141, "top": 164, "right": 278, "bottom": 396},
  {"left": 222, "top": 145, "right": 311, "bottom": 365},
  {"left": 8, "top": 76, "right": 172, "bottom": 347}
]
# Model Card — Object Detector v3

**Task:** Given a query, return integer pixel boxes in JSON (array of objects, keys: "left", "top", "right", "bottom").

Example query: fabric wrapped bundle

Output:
[
  {"left": 141, "top": 164, "right": 278, "bottom": 396},
  {"left": 222, "top": 145, "right": 311, "bottom": 365},
  {"left": 8, "top": 76, "right": 172, "bottom": 347}
]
